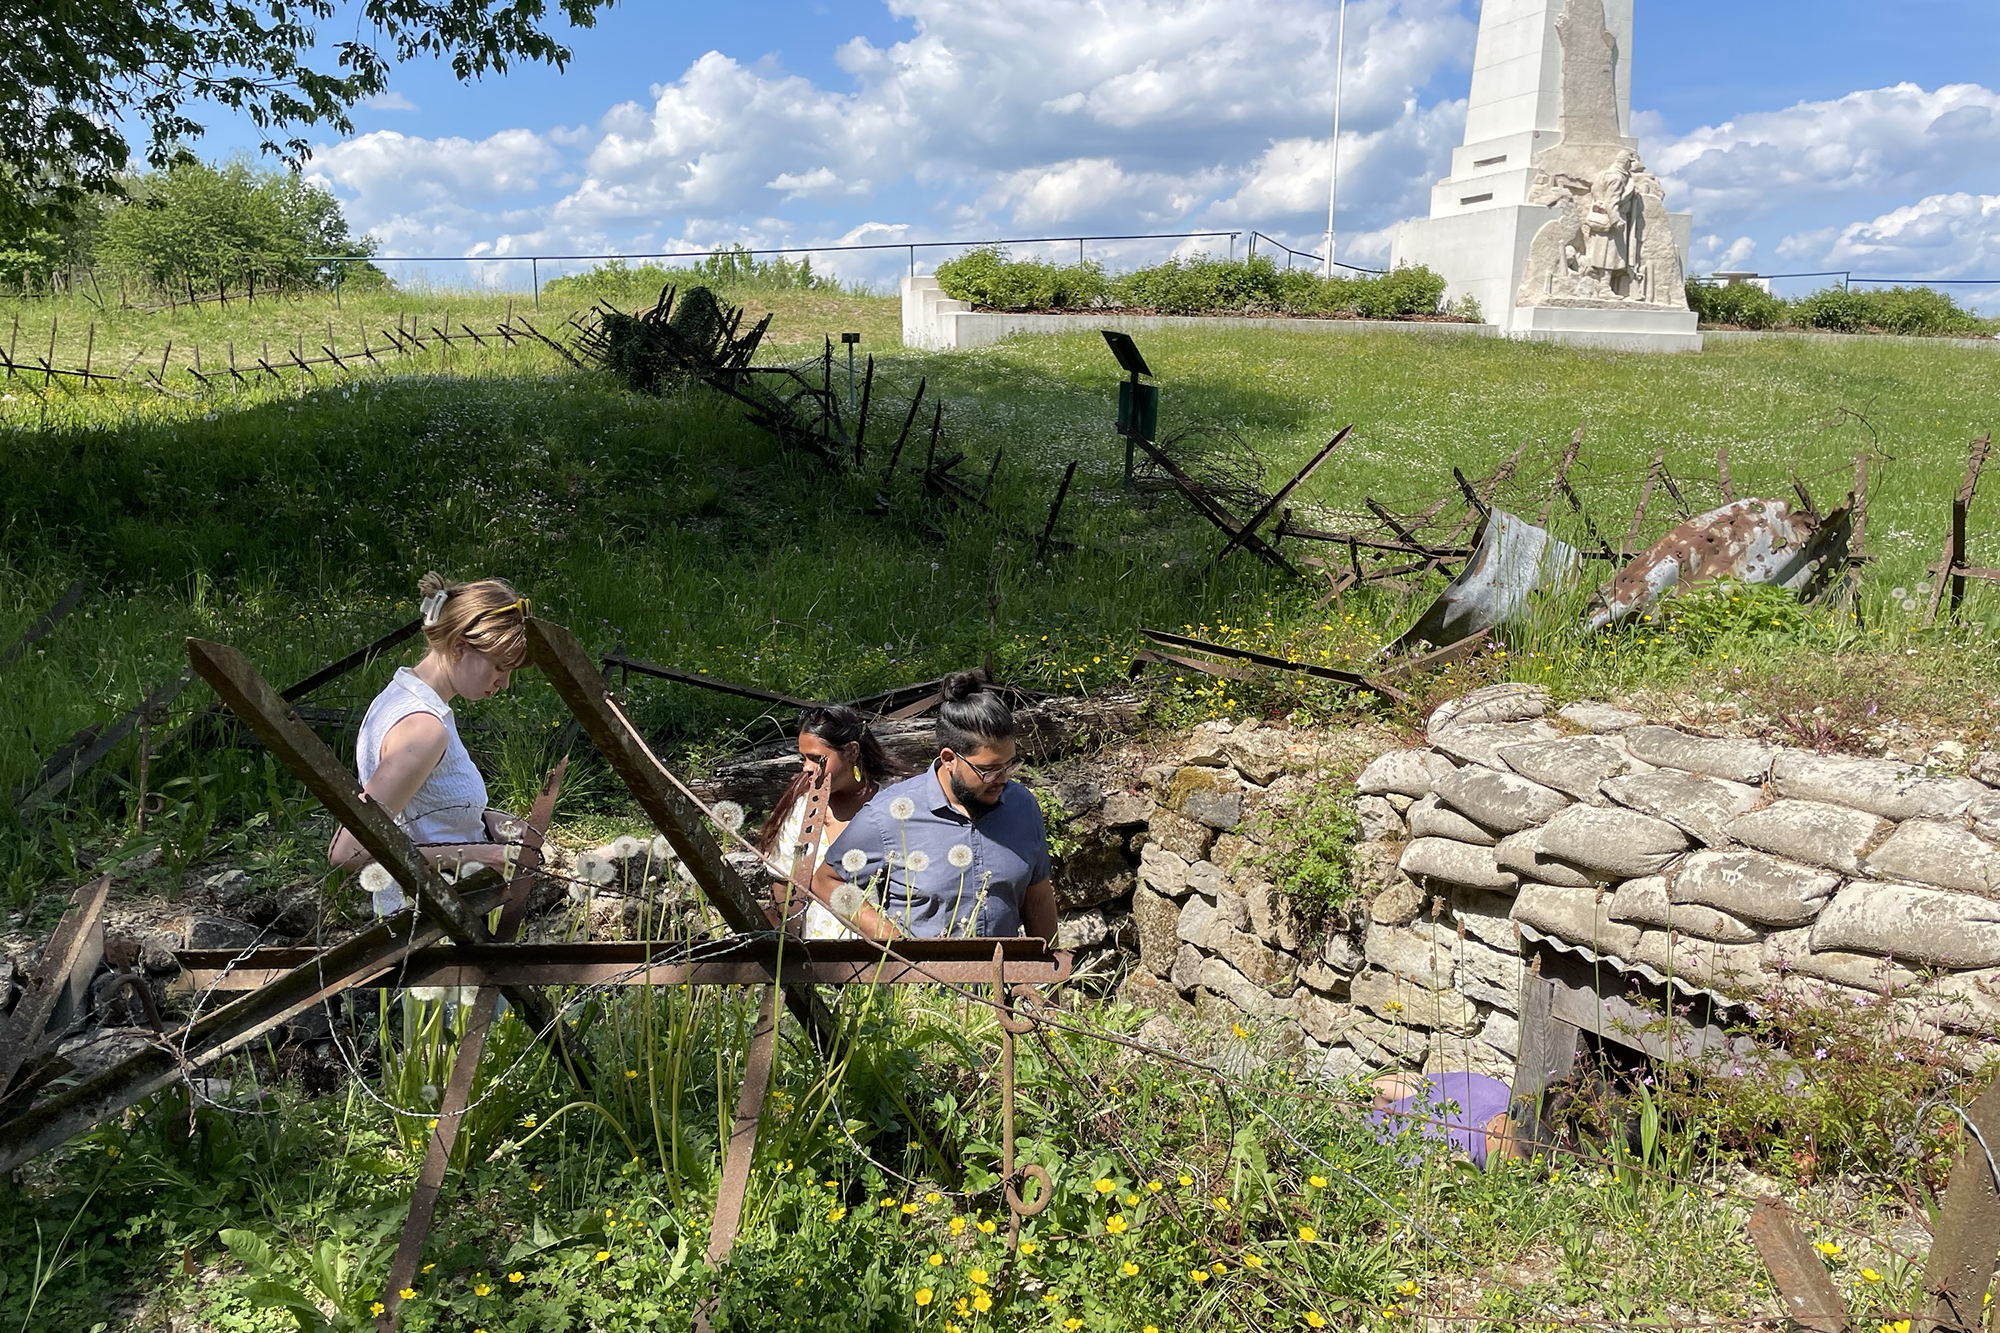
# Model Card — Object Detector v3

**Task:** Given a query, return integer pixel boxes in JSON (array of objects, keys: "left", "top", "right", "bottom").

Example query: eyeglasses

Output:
[{"left": 955, "top": 753, "right": 1023, "bottom": 782}]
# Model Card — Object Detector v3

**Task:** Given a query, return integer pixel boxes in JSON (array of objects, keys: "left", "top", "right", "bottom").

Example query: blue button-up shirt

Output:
[{"left": 825, "top": 763, "right": 1052, "bottom": 938}]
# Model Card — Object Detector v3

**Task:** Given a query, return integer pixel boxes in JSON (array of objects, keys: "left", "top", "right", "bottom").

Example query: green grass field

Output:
[
  {"left": 2, "top": 284, "right": 1995, "bottom": 1332},
  {"left": 3, "top": 285, "right": 1999, "bottom": 904}
]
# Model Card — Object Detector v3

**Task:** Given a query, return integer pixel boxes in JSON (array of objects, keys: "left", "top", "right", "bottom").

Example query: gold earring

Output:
[{"left": 853, "top": 765, "right": 862, "bottom": 783}]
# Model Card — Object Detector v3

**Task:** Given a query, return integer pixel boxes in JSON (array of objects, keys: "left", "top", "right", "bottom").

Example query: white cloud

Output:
[
  {"left": 1647, "top": 83, "right": 2000, "bottom": 225},
  {"left": 313, "top": 0, "right": 1475, "bottom": 266},
  {"left": 363, "top": 91, "right": 419, "bottom": 112}
]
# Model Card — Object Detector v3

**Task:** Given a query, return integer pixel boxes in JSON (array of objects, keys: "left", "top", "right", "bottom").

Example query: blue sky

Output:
[{"left": 194, "top": 0, "right": 2000, "bottom": 297}]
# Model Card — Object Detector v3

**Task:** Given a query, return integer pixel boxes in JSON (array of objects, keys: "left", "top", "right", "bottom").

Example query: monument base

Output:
[{"left": 1512, "top": 304, "right": 1702, "bottom": 353}]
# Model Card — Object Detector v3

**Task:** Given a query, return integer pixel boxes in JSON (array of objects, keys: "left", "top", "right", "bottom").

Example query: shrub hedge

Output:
[
  {"left": 935, "top": 248, "right": 1465, "bottom": 320},
  {"left": 1686, "top": 280, "right": 1996, "bottom": 337}
]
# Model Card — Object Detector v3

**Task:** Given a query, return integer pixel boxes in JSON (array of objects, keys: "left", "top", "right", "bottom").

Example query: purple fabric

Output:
[{"left": 1367, "top": 1073, "right": 1513, "bottom": 1169}]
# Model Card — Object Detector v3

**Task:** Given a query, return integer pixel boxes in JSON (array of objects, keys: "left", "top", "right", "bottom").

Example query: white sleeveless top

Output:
[{"left": 356, "top": 667, "right": 488, "bottom": 846}]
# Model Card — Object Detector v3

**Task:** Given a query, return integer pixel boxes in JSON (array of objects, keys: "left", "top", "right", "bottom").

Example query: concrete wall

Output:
[{"left": 900, "top": 275, "right": 1499, "bottom": 351}]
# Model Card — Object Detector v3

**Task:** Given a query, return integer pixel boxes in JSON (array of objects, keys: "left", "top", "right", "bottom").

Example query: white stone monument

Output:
[{"left": 1391, "top": 0, "right": 1700, "bottom": 351}]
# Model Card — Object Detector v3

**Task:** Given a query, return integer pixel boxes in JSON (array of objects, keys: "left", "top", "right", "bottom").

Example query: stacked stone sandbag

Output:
[{"left": 1340, "top": 683, "right": 2000, "bottom": 1078}]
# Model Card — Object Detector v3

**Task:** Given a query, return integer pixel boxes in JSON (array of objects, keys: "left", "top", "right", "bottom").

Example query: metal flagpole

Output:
[{"left": 1323, "top": 0, "right": 1348, "bottom": 276}]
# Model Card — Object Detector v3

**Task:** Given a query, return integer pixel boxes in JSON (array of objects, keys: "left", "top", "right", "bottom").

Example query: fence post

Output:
[{"left": 532, "top": 258, "right": 540, "bottom": 309}]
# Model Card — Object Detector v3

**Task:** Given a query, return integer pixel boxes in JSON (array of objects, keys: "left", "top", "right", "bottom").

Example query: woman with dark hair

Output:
[
  {"left": 814, "top": 671, "right": 1057, "bottom": 941},
  {"left": 756, "top": 704, "right": 904, "bottom": 939}
]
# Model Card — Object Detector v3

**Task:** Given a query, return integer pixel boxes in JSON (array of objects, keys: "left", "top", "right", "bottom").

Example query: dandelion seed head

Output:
[
  {"left": 889, "top": 796, "right": 916, "bottom": 821},
  {"left": 841, "top": 848, "right": 869, "bottom": 874},
  {"left": 905, "top": 850, "right": 931, "bottom": 873},
  {"left": 713, "top": 801, "right": 745, "bottom": 832},
  {"left": 947, "top": 843, "right": 973, "bottom": 869}
]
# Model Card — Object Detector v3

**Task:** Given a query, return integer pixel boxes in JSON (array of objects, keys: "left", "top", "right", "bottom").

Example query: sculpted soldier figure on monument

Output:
[{"left": 1514, "top": 0, "right": 1687, "bottom": 312}]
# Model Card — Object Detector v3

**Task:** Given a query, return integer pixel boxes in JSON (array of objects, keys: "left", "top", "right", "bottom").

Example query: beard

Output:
[{"left": 949, "top": 771, "right": 1003, "bottom": 814}]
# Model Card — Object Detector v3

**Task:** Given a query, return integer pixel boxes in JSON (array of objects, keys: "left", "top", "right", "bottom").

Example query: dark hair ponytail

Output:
[
  {"left": 756, "top": 704, "right": 907, "bottom": 857},
  {"left": 935, "top": 670, "right": 1014, "bottom": 757}
]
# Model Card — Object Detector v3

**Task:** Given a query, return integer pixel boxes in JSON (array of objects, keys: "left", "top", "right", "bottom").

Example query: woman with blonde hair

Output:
[{"left": 329, "top": 572, "right": 531, "bottom": 911}]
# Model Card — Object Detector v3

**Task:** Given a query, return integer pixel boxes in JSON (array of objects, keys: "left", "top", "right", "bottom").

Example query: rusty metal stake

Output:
[
  {"left": 0, "top": 874, "right": 112, "bottom": 1098},
  {"left": 1745, "top": 1198, "right": 1848, "bottom": 1333},
  {"left": 706, "top": 983, "right": 780, "bottom": 1268},
  {"left": 992, "top": 945, "right": 1052, "bottom": 1255},
  {"left": 1928, "top": 434, "right": 1992, "bottom": 627},
  {"left": 1918, "top": 1072, "right": 2000, "bottom": 1333},
  {"left": 378, "top": 760, "right": 566, "bottom": 1331}
]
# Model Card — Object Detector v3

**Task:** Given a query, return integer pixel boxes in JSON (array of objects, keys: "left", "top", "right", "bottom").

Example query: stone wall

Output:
[{"left": 1115, "top": 686, "right": 2000, "bottom": 1076}]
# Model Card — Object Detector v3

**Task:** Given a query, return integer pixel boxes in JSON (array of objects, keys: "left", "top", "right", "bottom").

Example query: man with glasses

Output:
[{"left": 813, "top": 671, "right": 1056, "bottom": 941}]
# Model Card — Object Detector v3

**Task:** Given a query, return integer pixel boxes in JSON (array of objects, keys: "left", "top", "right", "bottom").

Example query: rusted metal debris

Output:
[
  {"left": 1745, "top": 1199, "right": 1849, "bottom": 1333},
  {"left": 379, "top": 760, "right": 567, "bottom": 1331},
  {"left": 0, "top": 875, "right": 112, "bottom": 1105},
  {"left": 1126, "top": 431, "right": 1302, "bottom": 576},
  {"left": 1919, "top": 1070, "right": 2000, "bottom": 1333},
  {"left": 0, "top": 578, "right": 88, "bottom": 671},
  {"left": 1392, "top": 510, "right": 1581, "bottom": 652},
  {"left": 1926, "top": 432, "right": 1994, "bottom": 626},
  {"left": 16, "top": 671, "right": 193, "bottom": 817},
  {"left": 1585, "top": 498, "right": 1854, "bottom": 632},
  {"left": 1132, "top": 628, "right": 1408, "bottom": 705}
]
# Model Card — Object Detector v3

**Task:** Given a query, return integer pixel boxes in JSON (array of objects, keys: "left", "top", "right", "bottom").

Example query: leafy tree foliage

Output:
[
  {"left": 97, "top": 159, "right": 380, "bottom": 292},
  {"left": 0, "top": 0, "right": 613, "bottom": 243}
]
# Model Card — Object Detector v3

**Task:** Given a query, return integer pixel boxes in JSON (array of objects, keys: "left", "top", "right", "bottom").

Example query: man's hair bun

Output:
[
  {"left": 937, "top": 669, "right": 1014, "bottom": 756},
  {"left": 940, "top": 670, "right": 989, "bottom": 705}
]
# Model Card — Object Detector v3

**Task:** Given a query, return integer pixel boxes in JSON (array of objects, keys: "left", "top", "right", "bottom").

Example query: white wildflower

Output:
[
  {"left": 576, "top": 854, "right": 616, "bottom": 886},
  {"left": 831, "top": 883, "right": 865, "bottom": 918},
  {"left": 1891, "top": 586, "right": 1908, "bottom": 600},
  {"left": 611, "top": 835, "right": 642, "bottom": 859},
  {"left": 650, "top": 836, "right": 673, "bottom": 861},
  {"left": 888, "top": 796, "right": 916, "bottom": 821},
  {"left": 841, "top": 848, "right": 869, "bottom": 874},
  {"left": 359, "top": 863, "right": 394, "bottom": 894},
  {"left": 905, "top": 850, "right": 931, "bottom": 874},
  {"left": 713, "top": 801, "right": 746, "bottom": 832},
  {"left": 1902, "top": 598, "right": 1919, "bottom": 613},
  {"left": 496, "top": 819, "right": 525, "bottom": 842},
  {"left": 947, "top": 844, "right": 973, "bottom": 869}
]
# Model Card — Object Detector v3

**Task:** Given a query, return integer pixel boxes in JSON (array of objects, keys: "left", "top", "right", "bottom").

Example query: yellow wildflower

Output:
[
  {"left": 1861, "top": 1268, "right": 1883, "bottom": 1284},
  {"left": 1308, "top": 1175, "right": 1328, "bottom": 1189},
  {"left": 901, "top": 1203, "right": 920, "bottom": 1215},
  {"left": 950, "top": 1216, "right": 966, "bottom": 1235},
  {"left": 973, "top": 1293, "right": 992, "bottom": 1313},
  {"left": 1106, "top": 1215, "right": 1129, "bottom": 1234},
  {"left": 507, "top": 1272, "right": 524, "bottom": 1283},
  {"left": 1178, "top": 1174, "right": 1193, "bottom": 1187},
  {"left": 1212, "top": 1196, "right": 1231, "bottom": 1211},
  {"left": 1190, "top": 1269, "right": 1210, "bottom": 1284},
  {"left": 915, "top": 1289, "right": 934, "bottom": 1307},
  {"left": 1147, "top": 1181, "right": 1163, "bottom": 1193},
  {"left": 969, "top": 1268, "right": 990, "bottom": 1286},
  {"left": 624, "top": 1069, "right": 638, "bottom": 1079},
  {"left": 1298, "top": 1226, "right": 1318, "bottom": 1243},
  {"left": 977, "top": 1219, "right": 997, "bottom": 1235},
  {"left": 369, "top": 1303, "right": 385, "bottom": 1316},
  {"left": 473, "top": 1282, "right": 491, "bottom": 1296},
  {"left": 928, "top": 1252, "right": 944, "bottom": 1266},
  {"left": 1122, "top": 1262, "right": 1140, "bottom": 1277},
  {"left": 592, "top": 1251, "right": 609, "bottom": 1263},
  {"left": 1095, "top": 1178, "right": 1116, "bottom": 1194},
  {"left": 828, "top": 1207, "right": 847, "bottom": 1222},
  {"left": 1305, "top": 1315, "right": 1328, "bottom": 1330},
  {"left": 1066, "top": 1321, "right": 1084, "bottom": 1331},
  {"left": 1123, "top": 1194, "right": 1140, "bottom": 1207},
  {"left": 1019, "top": 1241, "right": 1037, "bottom": 1256},
  {"left": 1245, "top": 1254, "right": 1265, "bottom": 1269},
  {"left": 925, "top": 1191, "right": 942, "bottom": 1204},
  {"left": 1815, "top": 1241, "right": 1843, "bottom": 1258}
]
